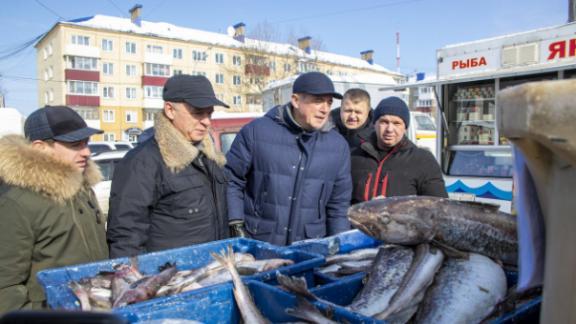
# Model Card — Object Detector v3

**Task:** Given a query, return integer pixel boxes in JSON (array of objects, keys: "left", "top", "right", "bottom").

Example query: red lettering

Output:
[
  {"left": 570, "top": 38, "right": 576, "bottom": 57},
  {"left": 548, "top": 41, "right": 565, "bottom": 60},
  {"left": 451, "top": 56, "right": 488, "bottom": 70}
]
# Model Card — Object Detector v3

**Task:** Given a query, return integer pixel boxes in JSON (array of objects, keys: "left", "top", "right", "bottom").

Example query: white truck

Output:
[{"left": 0, "top": 108, "right": 25, "bottom": 137}]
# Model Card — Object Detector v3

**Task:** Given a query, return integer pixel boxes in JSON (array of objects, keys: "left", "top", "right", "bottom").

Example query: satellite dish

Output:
[{"left": 226, "top": 26, "right": 235, "bottom": 37}]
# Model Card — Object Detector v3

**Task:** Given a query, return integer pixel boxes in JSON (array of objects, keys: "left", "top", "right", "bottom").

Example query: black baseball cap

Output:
[
  {"left": 162, "top": 74, "right": 229, "bottom": 108},
  {"left": 293, "top": 72, "right": 343, "bottom": 99},
  {"left": 24, "top": 106, "right": 103, "bottom": 142}
]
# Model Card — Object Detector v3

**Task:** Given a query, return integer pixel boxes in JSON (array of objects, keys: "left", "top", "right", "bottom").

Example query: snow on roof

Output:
[
  {"left": 264, "top": 72, "right": 398, "bottom": 91},
  {"left": 60, "top": 15, "right": 399, "bottom": 74}
]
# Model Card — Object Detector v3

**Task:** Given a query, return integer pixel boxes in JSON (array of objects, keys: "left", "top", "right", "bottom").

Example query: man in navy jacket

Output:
[{"left": 225, "top": 72, "right": 352, "bottom": 246}]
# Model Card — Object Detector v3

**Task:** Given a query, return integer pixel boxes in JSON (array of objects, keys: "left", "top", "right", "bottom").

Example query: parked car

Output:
[
  {"left": 92, "top": 150, "right": 128, "bottom": 217},
  {"left": 89, "top": 141, "right": 134, "bottom": 155}
]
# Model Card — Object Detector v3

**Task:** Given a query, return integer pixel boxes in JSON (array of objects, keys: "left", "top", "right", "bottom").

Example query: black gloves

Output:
[{"left": 229, "top": 220, "right": 247, "bottom": 238}]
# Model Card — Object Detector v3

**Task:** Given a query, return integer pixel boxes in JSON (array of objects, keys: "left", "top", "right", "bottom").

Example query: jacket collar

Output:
[
  {"left": 154, "top": 112, "right": 226, "bottom": 174},
  {"left": 0, "top": 135, "right": 101, "bottom": 203}
]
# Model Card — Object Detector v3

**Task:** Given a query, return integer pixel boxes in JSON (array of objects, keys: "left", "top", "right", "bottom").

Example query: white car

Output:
[
  {"left": 89, "top": 141, "right": 134, "bottom": 155},
  {"left": 91, "top": 150, "right": 128, "bottom": 217}
]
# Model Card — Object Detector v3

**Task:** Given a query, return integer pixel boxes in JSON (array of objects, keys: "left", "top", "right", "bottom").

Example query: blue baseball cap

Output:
[
  {"left": 293, "top": 72, "right": 343, "bottom": 99},
  {"left": 24, "top": 106, "right": 103, "bottom": 142}
]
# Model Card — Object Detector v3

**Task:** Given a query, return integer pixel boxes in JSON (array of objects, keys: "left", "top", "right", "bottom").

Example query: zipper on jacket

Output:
[
  {"left": 286, "top": 150, "right": 305, "bottom": 245},
  {"left": 380, "top": 173, "right": 389, "bottom": 198}
]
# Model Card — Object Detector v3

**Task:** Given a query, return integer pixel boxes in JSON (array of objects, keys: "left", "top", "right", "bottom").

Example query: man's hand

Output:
[{"left": 229, "top": 220, "right": 247, "bottom": 238}]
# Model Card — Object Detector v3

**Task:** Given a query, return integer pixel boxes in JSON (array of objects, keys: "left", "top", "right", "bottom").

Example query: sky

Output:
[{"left": 0, "top": 0, "right": 568, "bottom": 116}]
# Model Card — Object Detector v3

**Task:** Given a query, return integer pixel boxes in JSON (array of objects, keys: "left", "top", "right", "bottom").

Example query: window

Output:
[
  {"left": 43, "top": 47, "right": 48, "bottom": 60},
  {"left": 144, "top": 86, "right": 163, "bottom": 98},
  {"left": 47, "top": 43, "right": 53, "bottom": 56},
  {"left": 173, "top": 69, "right": 183, "bottom": 75},
  {"left": 233, "top": 95, "right": 242, "bottom": 105},
  {"left": 102, "top": 39, "right": 113, "bottom": 51},
  {"left": 125, "top": 41, "right": 136, "bottom": 54},
  {"left": 67, "top": 56, "right": 97, "bottom": 70},
  {"left": 102, "top": 86, "right": 114, "bottom": 99},
  {"left": 284, "top": 63, "right": 291, "bottom": 73},
  {"left": 233, "top": 75, "right": 241, "bottom": 85},
  {"left": 103, "top": 110, "right": 115, "bottom": 122},
  {"left": 215, "top": 53, "right": 224, "bottom": 64},
  {"left": 126, "top": 87, "right": 137, "bottom": 99},
  {"left": 215, "top": 73, "right": 224, "bottom": 84},
  {"left": 103, "top": 132, "right": 115, "bottom": 141},
  {"left": 144, "top": 110, "right": 156, "bottom": 121},
  {"left": 191, "top": 71, "right": 206, "bottom": 77},
  {"left": 192, "top": 50, "right": 208, "bottom": 62},
  {"left": 146, "top": 44, "right": 163, "bottom": 54},
  {"left": 126, "top": 111, "right": 137, "bottom": 123},
  {"left": 173, "top": 48, "right": 183, "bottom": 59},
  {"left": 67, "top": 81, "right": 98, "bottom": 95},
  {"left": 233, "top": 55, "right": 242, "bottom": 66},
  {"left": 44, "top": 91, "right": 49, "bottom": 104},
  {"left": 247, "top": 94, "right": 262, "bottom": 105},
  {"left": 71, "top": 35, "right": 90, "bottom": 46},
  {"left": 126, "top": 64, "right": 137, "bottom": 76},
  {"left": 48, "top": 66, "right": 53, "bottom": 79},
  {"left": 44, "top": 69, "right": 49, "bottom": 81},
  {"left": 144, "top": 63, "right": 170, "bottom": 76},
  {"left": 74, "top": 108, "right": 99, "bottom": 120},
  {"left": 268, "top": 61, "right": 276, "bottom": 71},
  {"left": 48, "top": 89, "right": 54, "bottom": 102},
  {"left": 102, "top": 62, "right": 114, "bottom": 75}
]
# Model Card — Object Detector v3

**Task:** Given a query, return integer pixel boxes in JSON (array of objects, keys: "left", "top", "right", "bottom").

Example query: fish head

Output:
[{"left": 348, "top": 196, "right": 436, "bottom": 245}]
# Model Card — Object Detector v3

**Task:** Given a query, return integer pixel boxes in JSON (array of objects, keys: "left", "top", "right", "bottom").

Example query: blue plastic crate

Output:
[
  {"left": 37, "top": 238, "right": 324, "bottom": 311},
  {"left": 115, "top": 280, "right": 378, "bottom": 324},
  {"left": 289, "top": 229, "right": 381, "bottom": 256}
]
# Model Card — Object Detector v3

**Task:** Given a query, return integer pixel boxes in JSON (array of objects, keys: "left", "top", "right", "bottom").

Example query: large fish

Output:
[
  {"left": 113, "top": 263, "right": 177, "bottom": 308},
  {"left": 414, "top": 253, "right": 507, "bottom": 323},
  {"left": 348, "top": 245, "right": 414, "bottom": 316},
  {"left": 211, "top": 246, "right": 269, "bottom": 324},
  {"left": 376, "top": 244, "right": 444, "bottom": 322},
  {"left": 348, "top": 196, "right": 518, "bottom": 265}
]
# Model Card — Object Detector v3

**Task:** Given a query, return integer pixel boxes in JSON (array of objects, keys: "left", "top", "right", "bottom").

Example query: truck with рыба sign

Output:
[{"left": 385, "top": 22, "right": 576, "bottom": 213}]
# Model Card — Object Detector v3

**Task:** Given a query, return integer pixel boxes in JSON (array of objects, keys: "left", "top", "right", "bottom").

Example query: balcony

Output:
[
  {"left": 66, "top": 95, "right": 100, "bottom": 107},
  {"left": 143, "top": 98, "right": 164, "bottom": 108},
  {"left": 144, "top": 52, "right": 173, "bottom": 65},
  {"left": 245, "top": 64, "right": 270, "bottom": 76},
  {"left": 65, "top": 69, "right": 100, "bottom": 82},
  {"left": 64, "top": 44, "right": 100, "bottom": 58},
  {"left": 142, "top": 76, "right": 168, "bottom": 86}
]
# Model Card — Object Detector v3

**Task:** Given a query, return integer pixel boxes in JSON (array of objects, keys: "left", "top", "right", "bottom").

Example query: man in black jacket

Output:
[
  {"left": 107, "top": 75, "right": 230, "bottom": 258},
  {"left": 351, "top": 96, "right": 447, "bottom": 203},
  {"left": 330, "top": 88, "right": 373, "bottom": 150}
]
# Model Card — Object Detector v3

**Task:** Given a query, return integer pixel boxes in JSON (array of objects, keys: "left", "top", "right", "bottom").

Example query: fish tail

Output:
[{"left": 211, "top": 245, "right": 236, "bottom": 270}]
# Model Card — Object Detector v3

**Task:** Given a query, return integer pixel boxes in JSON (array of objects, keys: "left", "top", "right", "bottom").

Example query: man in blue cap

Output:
[
  {"left": 225, "top": 72, "right": 352, "bottom": 245},
  {"left": 0, "top": 106, "right": 108, "bottom": 312},
  {"left": 107, "top": 74, "right": 230, "bottom": 257},
  {"left": 350, "top": 96, "right": 447, "bottom": 203}
]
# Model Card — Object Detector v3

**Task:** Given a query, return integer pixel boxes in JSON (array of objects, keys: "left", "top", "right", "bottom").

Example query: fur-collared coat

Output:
[
  {"left": 106, "top": 113, "right": 229, "bottom": 258},
  {"left": 0, "top": 135, "right": 108, "bottom": 313}
]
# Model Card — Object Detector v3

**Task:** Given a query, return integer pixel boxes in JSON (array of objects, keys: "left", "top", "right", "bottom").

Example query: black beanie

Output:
[{"left": 373, "top": 97, "right": 410, "bottom": 128}]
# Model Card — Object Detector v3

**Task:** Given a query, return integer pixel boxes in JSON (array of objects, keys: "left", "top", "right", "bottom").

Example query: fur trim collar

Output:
[
  {"left": 0, "top": 135, "right": 102, "bottom": 203},
  {"left": 154, "top": 113, "right": 226, "bottom": 173}
]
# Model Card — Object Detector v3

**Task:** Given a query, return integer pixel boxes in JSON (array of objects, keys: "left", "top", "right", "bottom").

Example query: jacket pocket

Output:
[
  {"left": 244, "top": 216, "right": 276, "bottom": 241},
  {"left": 304, "top": 220, "right": 327, "bottom": 239},
  {"left": 166, "top": 175, "right": 207, "bottom": 221}
]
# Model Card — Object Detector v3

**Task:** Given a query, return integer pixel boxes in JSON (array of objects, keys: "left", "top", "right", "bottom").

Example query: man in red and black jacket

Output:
[{"left": 350, "top": 97, "right": 447, "bottom": 203}]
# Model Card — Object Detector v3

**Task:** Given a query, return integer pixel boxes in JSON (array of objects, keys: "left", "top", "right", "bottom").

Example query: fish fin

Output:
[
  {"left": 276, "top": 272, "right": 317, "bottom": 301},
  {"left": 459, "top": 200, "right": 501, "bottom": 213},
  {"left": 431, "top": 239, "right": 469, "bottom": 259}
]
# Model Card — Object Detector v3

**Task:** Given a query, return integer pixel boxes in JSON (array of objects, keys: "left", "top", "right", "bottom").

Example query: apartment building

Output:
[{"left": 36, "top": 6, "right": 403, "bottom": 142}]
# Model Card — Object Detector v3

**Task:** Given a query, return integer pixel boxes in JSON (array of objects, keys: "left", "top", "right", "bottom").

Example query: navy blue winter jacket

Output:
[{"left": 225, "top": 104, "right": 352, "bottom": 246}]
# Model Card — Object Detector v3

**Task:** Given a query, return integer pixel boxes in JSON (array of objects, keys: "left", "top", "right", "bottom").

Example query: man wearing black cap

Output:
[
  {"left": 225, "top": 72, "right": 352, "bottom": 245},
  {"left": 107, "top": 74, "right": 230, "bottom": 258},
  {"left": 350, "top": 96, "right": 447, "bottom": 203},
  {"left": 0, "top": 106, "right": 108, "bottom": 313}
]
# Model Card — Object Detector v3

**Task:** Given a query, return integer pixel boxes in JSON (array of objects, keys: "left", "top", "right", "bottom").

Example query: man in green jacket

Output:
[{"left": 0, "top": 106, "right": 109, "bottom": 313}]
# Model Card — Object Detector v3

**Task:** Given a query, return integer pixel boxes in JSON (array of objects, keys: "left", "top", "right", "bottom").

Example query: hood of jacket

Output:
[
  {"left": 266, "top": 103, "right": 335, "bottom": 134},
  {"left": 0, "top": 135, "right": 101, "bottom": 203},
  {"left": 154, "top": 112, "right": 226, "bottom": 173}
]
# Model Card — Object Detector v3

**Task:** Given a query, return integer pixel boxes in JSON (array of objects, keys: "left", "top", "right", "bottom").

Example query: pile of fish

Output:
[
  {"left": 277, "top": 196, "right": 520, "bottom": 323},
  {"left": 69, "top": 253, "right": 294, "bottom": 311}
]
